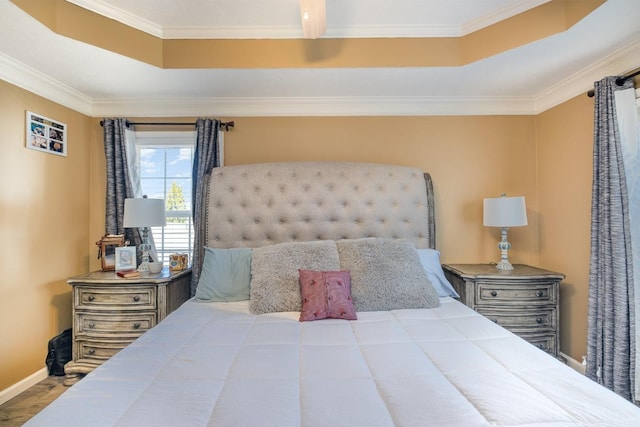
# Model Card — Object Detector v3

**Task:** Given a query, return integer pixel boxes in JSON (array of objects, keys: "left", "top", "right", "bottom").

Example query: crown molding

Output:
[
  {"left": 534, "top": 38, "right": 640, "bottom": 113},
  {"left": 89, "top": 95, "right": 535, "bottom": 117},
  {"left": 64, "top": 0, "right": 546, "bottom": 39},
  {"left": 66, "top": 0, "right": 163, "bottom": 37},
  {"left": 0, "top": 52, "right": 92, "bottom": 115},
  {"left": 461, "top": 0, "right": 550, "bottom": 36}
]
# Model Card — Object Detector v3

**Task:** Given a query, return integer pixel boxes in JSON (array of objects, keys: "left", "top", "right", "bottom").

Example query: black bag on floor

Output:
[{"left": 45, "top": 328, "right": 72, "bottom": 376}]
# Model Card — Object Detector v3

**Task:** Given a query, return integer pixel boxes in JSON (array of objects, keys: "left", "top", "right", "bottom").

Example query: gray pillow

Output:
[
  {"left": 249, "top": 240, "right": 340, "bottom": 314},
  {"left": 336, "top": 238, "right": 440, "bottom": 311}
]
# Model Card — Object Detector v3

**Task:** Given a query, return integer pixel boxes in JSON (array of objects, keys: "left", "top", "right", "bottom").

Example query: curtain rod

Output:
[
  {"left": 587, "top": 69, "right": 640, "bottom": 97},
  {"left": 99, "top": 120, "right": 235, "bottom": 131}
]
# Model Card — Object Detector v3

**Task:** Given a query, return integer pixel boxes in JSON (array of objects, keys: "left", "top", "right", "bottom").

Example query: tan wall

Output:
[
  {"left": 89, "top": 116, "right": 539, "bottom": 272},
  {"left": 0, "top": 80, "right": 91, "bottom": 391},
  {"left": 3, "top": 85, "right": 594, "bottom": 392},
  {"left": 537, "top": 93, "right": 594, "bottom": 360}
]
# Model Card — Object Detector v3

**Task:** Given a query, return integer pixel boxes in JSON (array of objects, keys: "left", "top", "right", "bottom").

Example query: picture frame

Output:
[
  {"left": 115, "top": 246, "right": 137, "bottom": 271},
  {"left": 26, "top": 111, "right": 67, "bottom": 157}
]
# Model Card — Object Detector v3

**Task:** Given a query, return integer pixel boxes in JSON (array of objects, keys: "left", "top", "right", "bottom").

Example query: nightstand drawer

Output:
[
  {"left": 477, "top": 307, "right": 557, "bottom": 330},
  {"left": 476, "top": 282, "right": 556, "bottom": 306},
  {"left": 76, "top": 339, "right": 131, "bottom": 363},
  {"left": 77, "top": 312, "right": 156, "bottom": 336},
  {"left": 75, "top": 286, "right": 157, "bottom": 311}
]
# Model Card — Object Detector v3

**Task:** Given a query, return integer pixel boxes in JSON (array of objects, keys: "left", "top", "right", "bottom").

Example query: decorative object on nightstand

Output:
[
  {"left": 483, "top": 194, "right": 528, "bottom": 270},
  {"left": 95, "top": 234, "right": 125, "bottom": 271},
  {"left": 63, "top": 268, "right": 192, "bottom": 386},
  {"left": 115, "top": 246, "right": 137, "bottom": 271},
  {"left": 442, "top": 263, "right": 564, "bottom": 356},
  {"left": 169, "top": 253, "right": 189, "bottom": 271},
  {"left": 123, "top": 196, "right": 166, "bottom": 273}
]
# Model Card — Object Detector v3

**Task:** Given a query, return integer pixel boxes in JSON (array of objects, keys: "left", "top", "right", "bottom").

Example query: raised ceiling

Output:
[{"left": 0, "top": 0, "right": 639, "bottom": 117}]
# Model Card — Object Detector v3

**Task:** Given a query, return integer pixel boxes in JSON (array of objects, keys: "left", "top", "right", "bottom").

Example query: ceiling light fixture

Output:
[{"left": 300, "top": 0, "right": 326, "bottom": 39}]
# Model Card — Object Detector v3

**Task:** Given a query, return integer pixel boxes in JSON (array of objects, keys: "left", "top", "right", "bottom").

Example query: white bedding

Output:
[{"left": 28, "top": 297, "right": 640, "bottom": 427}]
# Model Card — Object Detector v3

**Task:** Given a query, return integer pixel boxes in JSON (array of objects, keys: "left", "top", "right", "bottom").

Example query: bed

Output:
[{"left": 27, "top": 161, "right": 640, "bottom": 426}]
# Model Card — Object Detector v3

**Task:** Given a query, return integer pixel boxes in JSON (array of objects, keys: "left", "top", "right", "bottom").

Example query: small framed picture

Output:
[
  {"left": 115, "top": 246, "right": 137, "bottom": 271},
  {"left": 26, "top": 111, "right": 67, "bottom": 157}
]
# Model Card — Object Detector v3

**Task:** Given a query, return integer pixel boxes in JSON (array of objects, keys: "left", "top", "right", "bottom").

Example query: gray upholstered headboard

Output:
[{"left": 204, "top": 161, "right": 435, "bottom": 250}]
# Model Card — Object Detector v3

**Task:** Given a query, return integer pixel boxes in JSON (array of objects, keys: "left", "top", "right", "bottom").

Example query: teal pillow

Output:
[{"left": 195, "top": 247, "right": 252, "bottom": 302}]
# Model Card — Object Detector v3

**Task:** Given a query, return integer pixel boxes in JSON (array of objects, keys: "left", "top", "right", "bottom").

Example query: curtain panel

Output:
[
  {"left": 587, "top": 76, "right": 636, "bottom": 402},
  {"left": 103, "top": 118, "right": 143, "bottom": 258},
  {"left": 191, "top": 118, "right": 221, "bottom": 295}
]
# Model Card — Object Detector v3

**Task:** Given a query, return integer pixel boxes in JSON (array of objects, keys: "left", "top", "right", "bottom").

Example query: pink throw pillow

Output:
[{"left": 299, "top": 269, "right": 357, "bottom": 322}]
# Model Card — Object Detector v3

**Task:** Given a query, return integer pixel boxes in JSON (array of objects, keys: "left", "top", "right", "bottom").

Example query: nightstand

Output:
[
  {"left": 63, "top": 268, "right": 191, "bottom": 385},
  {"left": 442, "top": 264, "right": 564, "bottom": 356}
]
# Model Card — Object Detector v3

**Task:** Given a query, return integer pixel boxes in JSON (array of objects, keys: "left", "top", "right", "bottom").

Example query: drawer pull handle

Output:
[
  {"left": 133, "top": 295, "right": 140, "bottom": 302},
  {"left": 536, "top": 317, "right": 543, "bottom": 324},
  {"left": 490, "top": 291, "right": 498, "bottom": 297},
  {"left": 536, "top": 290, "right": 544, "bottom": 297},
  {"left": 88, "top": 349, "right": 95, "bottom": 355},
  {"left": 88, "top": 322, "right": 95, "bottom": 328},
  {"left": 133, "top": 322, "right": 141, "bottom": 329},
  {"left": 88, "top": 295, "right": 95, "bottom": 301}
]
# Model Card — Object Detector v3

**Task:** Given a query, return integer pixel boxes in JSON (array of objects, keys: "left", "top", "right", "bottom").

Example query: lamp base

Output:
[
  {"left": 137, "top": 226, "right": 151, "bottom": 273},
  {"left": 495, "top": 227, "right": 514, "bottom": 271},
  {"left": 495, "top": 260, "right": 514, "bottom": 270}
]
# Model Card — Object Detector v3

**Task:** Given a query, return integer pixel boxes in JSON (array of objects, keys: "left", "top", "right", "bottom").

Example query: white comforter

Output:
[{"left": 27, "top": 298, "right": 640, "bottom": 426}]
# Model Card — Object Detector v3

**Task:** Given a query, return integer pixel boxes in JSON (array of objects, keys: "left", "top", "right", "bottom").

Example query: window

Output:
[{"left": 134, "top": 131, "right": 195, "bottom": 263}]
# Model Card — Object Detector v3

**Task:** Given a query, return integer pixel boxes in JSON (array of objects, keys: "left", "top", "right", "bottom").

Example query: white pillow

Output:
[
  {"left": 416, "top": 249, "right": 459, "bottom": 298},
  {"left": 337, "top": 238, "right": 440, "bottom": 311},
  {"left": 249, "top": 240, "right": 340, "bottom": 314}
]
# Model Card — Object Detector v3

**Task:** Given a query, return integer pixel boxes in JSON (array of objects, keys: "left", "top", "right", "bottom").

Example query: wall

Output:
[
  {"left": 0, "top": 80, "right": 91, "bottom": 391},
  {"left": 537, "top": 93, "right": 595, "bottom": 360},
  {"left": 89, "top": 116, "right": 539, "bottom": 273}
]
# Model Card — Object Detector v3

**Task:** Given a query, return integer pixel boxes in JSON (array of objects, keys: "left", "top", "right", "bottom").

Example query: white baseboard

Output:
[
  {"left": 560, "top": 352, "right": 586, "bottom": 375},
  {"left": 0, "top": 368, "right": 49, "bottom": 406}
]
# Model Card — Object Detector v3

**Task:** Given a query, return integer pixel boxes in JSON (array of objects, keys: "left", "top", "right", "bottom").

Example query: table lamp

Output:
[
  {"left": 123, "top": 196, "right": 166, "bottom": 272},
  {"left": 483, "top": 194, "right": 528, "bottom": 270}
]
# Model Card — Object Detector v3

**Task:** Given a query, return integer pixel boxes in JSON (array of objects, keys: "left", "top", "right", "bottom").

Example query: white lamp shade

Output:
[
  {"left": 300, "top": 0, "right": 326, "bottom": 39},
  {"left": 483, "top": 196, "right": 528, "bottom": 227},
  {"left": 123, "top": 198, "right": 166, "bottom": 228}
]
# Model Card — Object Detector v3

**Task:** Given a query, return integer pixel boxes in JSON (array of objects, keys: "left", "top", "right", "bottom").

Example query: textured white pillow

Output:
[
  {"left": 249, "top": 240, "right": 340, "bottom": 314},
  {"left": 336, "top": 238, "right": 440, "bottom": 312}
]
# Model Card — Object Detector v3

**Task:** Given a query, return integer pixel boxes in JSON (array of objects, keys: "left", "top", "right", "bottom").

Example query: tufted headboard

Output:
[{"left": 204, "top": 161, "right": 435, "bottom": 250}]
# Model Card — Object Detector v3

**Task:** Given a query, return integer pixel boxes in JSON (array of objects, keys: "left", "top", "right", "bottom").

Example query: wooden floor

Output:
[{"left": 0, "top": 376, "right": 67, "bottom": 426}]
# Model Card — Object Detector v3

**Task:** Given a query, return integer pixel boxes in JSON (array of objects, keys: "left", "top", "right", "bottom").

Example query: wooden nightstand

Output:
[
  {"left": 63, "top": 268, "right": 191, "bottom": 385},
  {"left": 442, "top": 264, "right": 564, "bottom": 356}
]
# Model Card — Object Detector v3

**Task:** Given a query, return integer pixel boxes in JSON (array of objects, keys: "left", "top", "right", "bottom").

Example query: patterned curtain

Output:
[
  {"left": 191, "top": 118, "right": 221, "bottom": 295},
  {"left": 103, "top": 118, "right": 143, "bottom": 257},
  {"left": 587, "top": 76, "right": 636, "bottom": 401}
]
